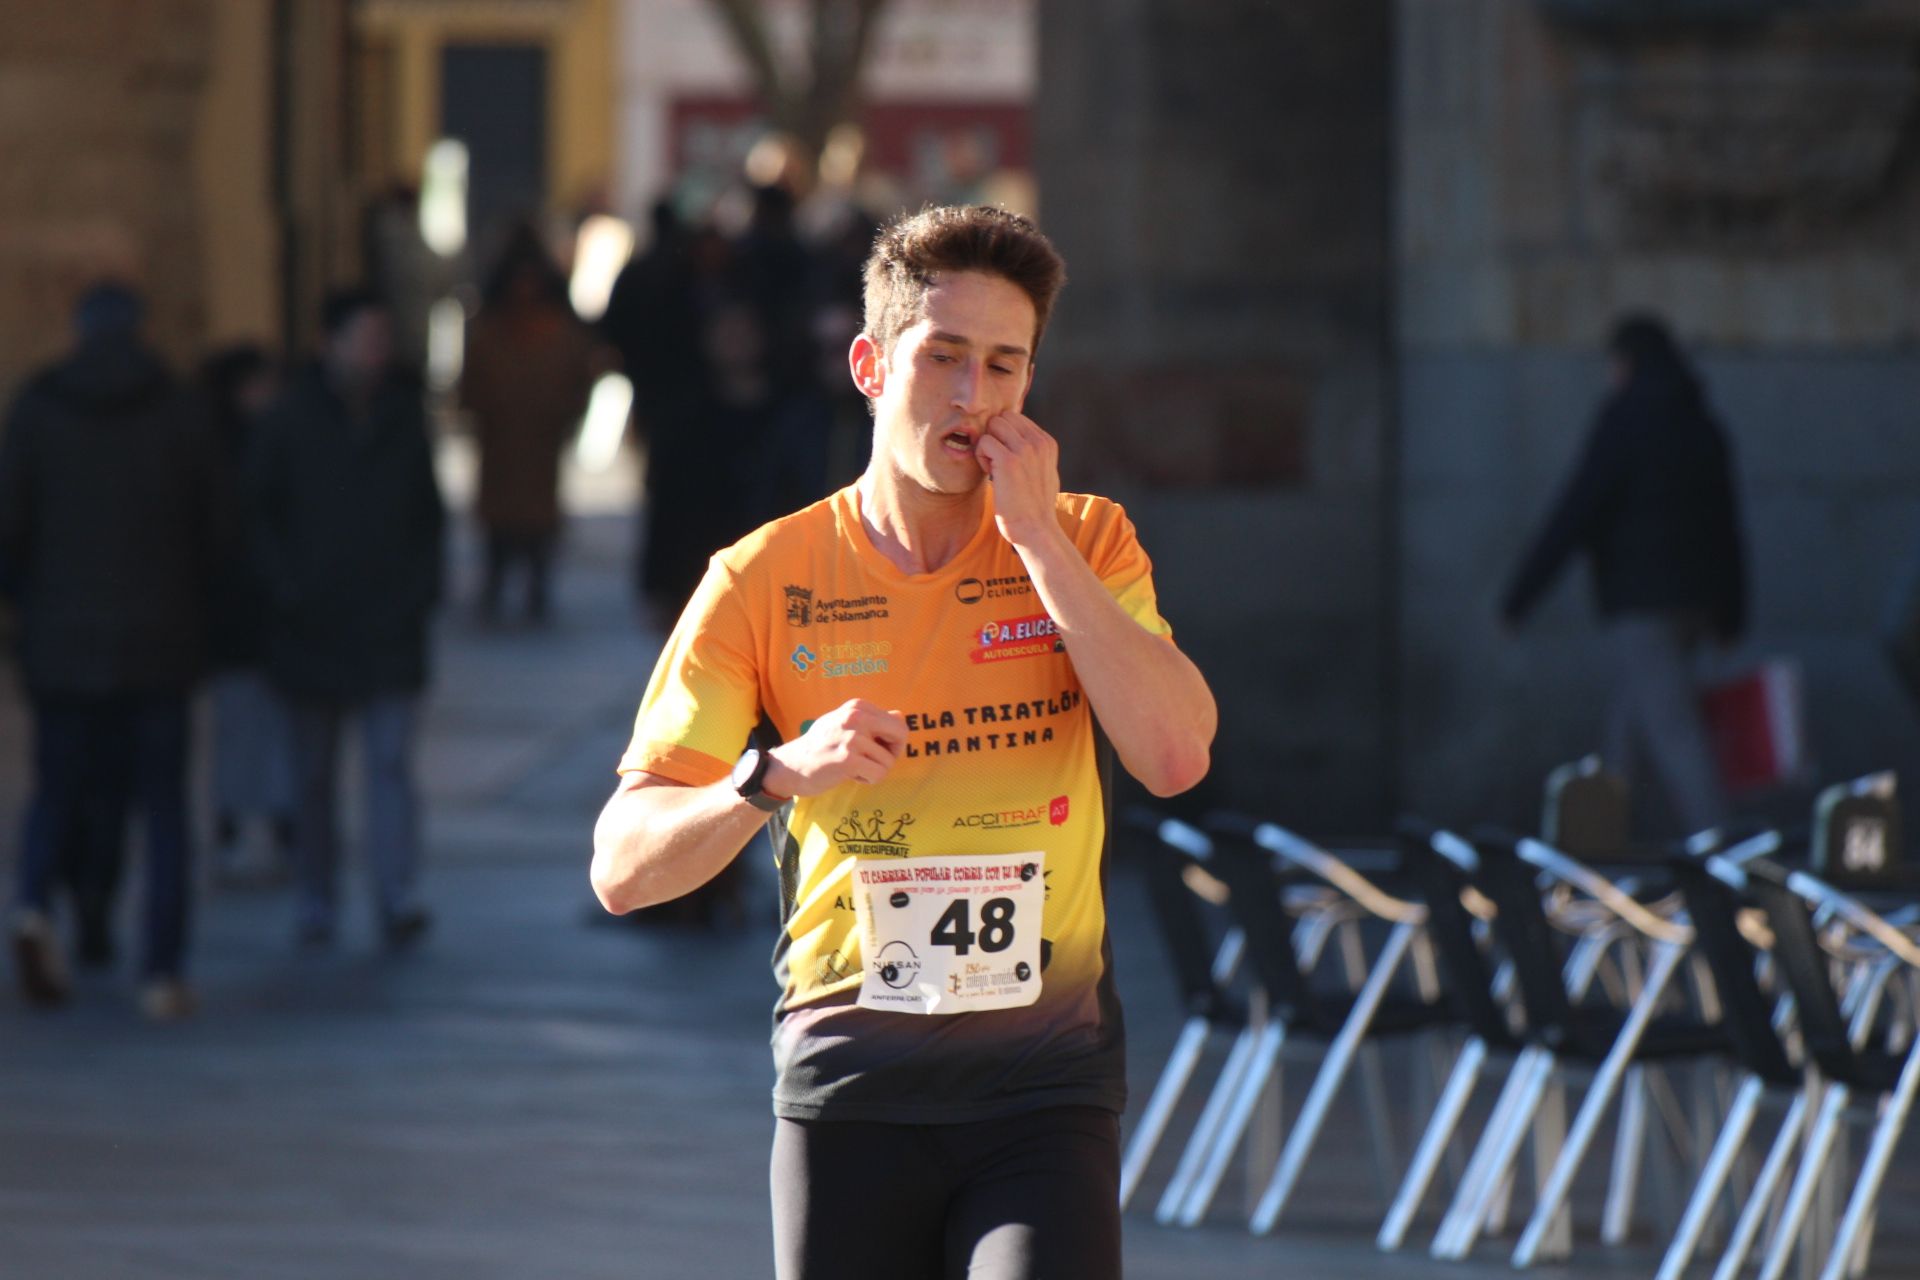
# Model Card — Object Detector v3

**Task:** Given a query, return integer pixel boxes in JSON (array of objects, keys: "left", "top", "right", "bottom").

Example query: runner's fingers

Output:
[{"left": 852, "top": 740, "right": 896, "bottom": 782}]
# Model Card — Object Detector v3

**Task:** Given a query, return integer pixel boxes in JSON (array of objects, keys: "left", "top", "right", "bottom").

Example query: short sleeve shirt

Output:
[{"left": 620, "top": 484, "right": 1172, "bottom": 1123}]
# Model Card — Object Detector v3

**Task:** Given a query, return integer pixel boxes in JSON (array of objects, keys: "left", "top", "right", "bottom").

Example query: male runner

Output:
[{"left": 592, "top": 205, "right": 1216, "bottom": 1279}]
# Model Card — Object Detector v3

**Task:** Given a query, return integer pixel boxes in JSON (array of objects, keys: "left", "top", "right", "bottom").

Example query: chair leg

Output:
[
  {"left": 1658, "top": 1073, "right": 1764, "bottom": 1280},
  {"left": 1378, "top": 1035, "right": 1489, "bottom": 1251},
  {"left": 1250, "top": 919, "right": 1418, "bottom": 1234},
  {"left": 1529, "top": 1061, "right": 1573, "bottom": 1259},
  {"left": 1120, "top": 1016, "right": 1213, "bottom": 1211},
  {"left": 1602, "top": 1065, "right": 1650, "bottom": 1246},
  {"left": 1175, "top": 1022, "right": 1288, "bottom": 1227},
  {"left": 1429, "top": 1047, "right": 1539, "bottom": 1257},
  {"left": 1712, "top": 1092, "right": 1811, "bottom": 1280},
  {"left": 1757, "top": 1083, "right": 1851, "bottom": 1280},
  {"left": 1819, "top": 1041, "right": 1920, "bottom": 1280},
  {"left": 1434, "top": 1048, "right": 1555, "bottom": 1261},
  {"left": 1514, "top": 939, "right": 1686, "bottom": 1268},
  {"left": 1156, "top": 1025, "right": 1259, "bottom": 1223}
]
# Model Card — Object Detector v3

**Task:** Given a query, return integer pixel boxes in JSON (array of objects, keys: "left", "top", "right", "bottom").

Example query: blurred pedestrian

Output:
[
  {"left": 603, "top": 201, "right": 726, "bottom": 621},
  {"left": 0, "top": 282, "right": 224, "bottom": 1019},
  {"left": 200, "top": 344, "right": 296, "bottom": 885},
  {"left": 1502, "top": 313, "right": 1747, "bottom": 835},
  {"left": 250, "top": 290, "right": 445, "bottom": 950},
  {"left": 734, "top": 184, "right": 832, "bottom": 522},
  {"left": 461, "top": 224, "right": 595, "bottom": 625}
]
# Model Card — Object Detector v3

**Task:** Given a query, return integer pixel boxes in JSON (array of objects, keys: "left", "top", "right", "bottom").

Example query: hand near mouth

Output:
[{"left": 976, "top": 412, "right": 1063, "bottom": 552}]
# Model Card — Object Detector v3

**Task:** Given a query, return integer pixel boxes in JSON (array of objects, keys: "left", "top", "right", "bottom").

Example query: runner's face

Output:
[{"left": 868, "top": 272, "right": 1036, "bottom": 497}]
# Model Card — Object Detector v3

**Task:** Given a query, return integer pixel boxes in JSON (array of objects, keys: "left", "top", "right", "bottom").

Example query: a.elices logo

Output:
[
  {"left": 784, "top": 585, "right": 813, "bottom": 627},
  {"left": 971, "top": 613, "right": 1064, "bottom": 664},
  {"left": 834, "top": 809, "right": 914, "bottom": 856}
]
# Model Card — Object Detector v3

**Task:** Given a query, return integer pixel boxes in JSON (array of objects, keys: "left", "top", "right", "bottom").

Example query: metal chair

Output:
[
  {"left": 1156, "top": 817, "right": 1453, "bottom": 1230},
  {"left": 1122, "top": 817, "right": 1354, "bottom": 1217},
  {"left": 1739, "top": 857, "right": 1920, "bottom": 1280},
  {"left": 1434, "top": 832, "right": 1727, "bottom": 1266},
  {"left": 1118, "top": 816, "right": 1247, "bottom": 1211},
  {"left": 1655, "top": 831, "right": 1809, "bottom": 1280}
]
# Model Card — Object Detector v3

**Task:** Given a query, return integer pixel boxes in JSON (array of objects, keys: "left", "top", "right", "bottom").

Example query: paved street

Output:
[{"left": 3, "top": 467, "right": 1918, "bottom": 1278}]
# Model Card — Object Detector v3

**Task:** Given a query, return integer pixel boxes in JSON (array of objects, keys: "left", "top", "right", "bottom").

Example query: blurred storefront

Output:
[{"left": 613, "top": 0, "right": 1033, "bottom": 219}]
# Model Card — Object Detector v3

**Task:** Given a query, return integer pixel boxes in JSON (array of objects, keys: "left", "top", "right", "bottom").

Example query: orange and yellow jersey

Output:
[{"left": 619, "top": 483, "right": 1173, "bottom": 1122}]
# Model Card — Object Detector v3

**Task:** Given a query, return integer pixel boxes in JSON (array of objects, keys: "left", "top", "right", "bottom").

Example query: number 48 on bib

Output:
[{"left": 852, "top": 852, "right": 1045, "bottom": 1015}]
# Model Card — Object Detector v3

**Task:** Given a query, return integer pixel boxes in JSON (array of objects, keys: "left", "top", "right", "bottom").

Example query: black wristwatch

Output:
[{"left": 731, "top": 747, "right": 787, "bottom": 812}]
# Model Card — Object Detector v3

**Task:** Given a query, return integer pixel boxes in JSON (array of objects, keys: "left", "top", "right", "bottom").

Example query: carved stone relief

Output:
[{"left": 1572, "top": 44, "right": 1917, "bottom": 245}]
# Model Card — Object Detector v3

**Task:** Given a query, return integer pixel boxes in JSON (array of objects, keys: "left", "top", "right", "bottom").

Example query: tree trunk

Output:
[{"left": 704, "top": 0, "right": 889, "bottom": 183}]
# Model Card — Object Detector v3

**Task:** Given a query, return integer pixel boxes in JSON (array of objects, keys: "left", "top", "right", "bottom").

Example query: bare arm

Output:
[
  {"left": 977, "top": 414, "right": 1216, "bottom": 797},
  {"left": 590, "top": 699, "right": 908, "bottom": 914}
]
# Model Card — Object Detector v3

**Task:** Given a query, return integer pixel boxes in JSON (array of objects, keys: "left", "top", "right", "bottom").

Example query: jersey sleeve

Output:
[
  {"left": 1077, "top": 498, "right": 1174, "bottom": 639},
  {"left": 618, "top": 557, "right": 764, "bottom": 784}
]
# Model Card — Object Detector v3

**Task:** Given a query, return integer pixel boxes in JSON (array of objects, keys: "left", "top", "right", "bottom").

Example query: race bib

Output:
[{"left": 851, "top": 852, "right": 1045, "bottom": 1015}]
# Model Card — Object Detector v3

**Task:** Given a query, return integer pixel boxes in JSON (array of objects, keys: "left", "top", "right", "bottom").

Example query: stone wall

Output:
[
  {"left": 1397, "top": 0, "right": 1920, "bottom": 829},
  {"left": 1034, "top": 0, "right": 1393, "bottom": 826},
  {"left": 0, "top": 3, "right": 215, "bottom": 400}
]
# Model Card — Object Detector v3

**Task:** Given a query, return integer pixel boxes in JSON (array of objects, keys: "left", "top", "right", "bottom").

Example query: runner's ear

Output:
[{"left": 850, "top": 333, "right": 886, "bottom": 400}]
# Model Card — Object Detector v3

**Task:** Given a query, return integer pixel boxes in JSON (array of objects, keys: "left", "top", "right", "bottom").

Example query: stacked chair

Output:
[{"left": 1122, "top": 766, "right": 1920, "bottom": 1277}]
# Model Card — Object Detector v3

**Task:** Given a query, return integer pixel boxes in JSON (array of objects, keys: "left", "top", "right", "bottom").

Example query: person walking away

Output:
[
  {"left": 200, "top": 344, "right": 296, "bottom": 885},
  {"left": 1501, "top": 312, "right": 1747, "bottom": 836},
  {"left": 0, "top": 282, "right": 224, "bottom": 1019},
  {"left": 461, "top": 225, "right": 596, "bottom": 625},
  {"left": 249, "top": 290, "right": 445, "bottom": 950}
]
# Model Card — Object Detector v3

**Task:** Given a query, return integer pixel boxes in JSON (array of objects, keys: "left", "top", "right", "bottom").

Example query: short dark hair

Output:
[
  {"left": 861, "top": 206, "right": 1066, "bottom": 358},
  {"left": 73, "top": 281, "right": 145, "bottom": 341},
  {"left": 1608, "top": 311, "right": 1701, "bottom": 401},
  {"left": 321, "top": 288, "right": 387, "bottom": 340}
]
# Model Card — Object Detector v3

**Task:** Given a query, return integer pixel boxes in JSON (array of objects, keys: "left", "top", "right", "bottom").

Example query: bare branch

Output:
[{"left": 706, "top": 0, "right": 788, "bottom": 110}]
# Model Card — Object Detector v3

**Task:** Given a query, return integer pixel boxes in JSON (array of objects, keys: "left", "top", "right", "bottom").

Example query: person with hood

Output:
[
  {"left": 0, "top": 282, "right": 224, "bottom": 1019},
  {"left": 249, "top": 290, "right": 444, "bottom": 951},
  {"left": 1502, "top": 312, "right": 1747, "bottom": 835}
]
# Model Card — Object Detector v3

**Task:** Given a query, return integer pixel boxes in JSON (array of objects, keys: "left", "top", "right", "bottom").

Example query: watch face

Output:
[{"left": 731, "top": 749, "right": 761, "bottom": 791}]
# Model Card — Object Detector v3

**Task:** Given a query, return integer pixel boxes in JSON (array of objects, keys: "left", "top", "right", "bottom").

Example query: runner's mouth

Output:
[{"left": 943, "top": 430, "right": 976, "bottom": 452}]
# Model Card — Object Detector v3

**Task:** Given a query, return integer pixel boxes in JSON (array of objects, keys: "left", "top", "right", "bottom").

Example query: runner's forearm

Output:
[
  {"left": 1016, "top": 530, "right": 1215, "bottom": 796},
  {"left": 591, "top": 776, "right": 772, "bottom": 913}
]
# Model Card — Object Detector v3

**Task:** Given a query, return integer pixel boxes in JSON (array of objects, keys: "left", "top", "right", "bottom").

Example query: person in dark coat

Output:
[
  {"left": 0, "top": 282, "right": 224, "bottom": 1019},
  {"left": 249, "top": 290, "right": 445, "bottom": 950},
  {"left": 1502, "top": 312, "right": 1747, "bottom": 834},
  {"left": 602, "top": 203, "right": 736, "bottom": 621},
  {"left": 200, "top": 344, "right": 295, "bottom": 884}
]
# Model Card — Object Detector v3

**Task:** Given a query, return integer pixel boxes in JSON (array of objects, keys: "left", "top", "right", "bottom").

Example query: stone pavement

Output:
[{"left": 2, "top": 466, "right": 1918, "bottom": 1278}]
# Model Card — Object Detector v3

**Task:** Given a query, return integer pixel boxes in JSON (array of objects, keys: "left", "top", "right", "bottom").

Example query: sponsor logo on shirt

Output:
[
  {"left": 834, "top": 808, "right": 915, "bottom": 857},
  {"left": 784, "top": 585, "right": 812, "bottom": 626},
  {"left": 781, "top": 586, "right": 891, "bottom": 625},
  {"left": 901, "top": 691, "right": 1086, "bottom": 759},
  {"left": 952, "top": 796, "right": 1072, "bottom": 831},
  {"left": 874, "top": 940, "right": 921, "bottom": 989},
  {"left": 955, "top": 574, "right": 1033, "bottom": 604},
  {"left": 815, "top": 949, "right": 857, "bottom": 983},
  {"left": 790, "top": 641, "right": 890, "bottom": 680},
  {"left": 970, "top": 613, "right": 1065, "bottom": 664}
]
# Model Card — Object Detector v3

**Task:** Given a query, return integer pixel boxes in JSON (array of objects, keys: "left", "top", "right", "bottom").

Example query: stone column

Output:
[{"left": 1034, "top": 0, "right": 1394, "bottom": 825}]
